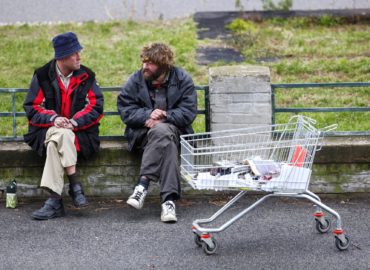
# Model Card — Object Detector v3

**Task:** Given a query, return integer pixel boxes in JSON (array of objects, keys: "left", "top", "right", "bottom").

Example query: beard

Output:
[{"left": 142, "top": 66, "right": 166, "bottom": 82}]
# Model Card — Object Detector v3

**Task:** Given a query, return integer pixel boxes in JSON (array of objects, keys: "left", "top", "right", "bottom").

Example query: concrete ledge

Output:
[{"left": 0, "top": 136, "right": 369, "bottom": 197}]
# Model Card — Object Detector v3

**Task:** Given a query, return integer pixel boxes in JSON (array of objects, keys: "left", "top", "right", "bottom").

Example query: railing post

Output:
[
  {"left": 11, "top": 91, "right": 17, "bottom": 139},
  {"left": 271, "top": 84, "right": 276, "bottom": 126},
  {"left": 204, "top": 86, "right": 210, "bottom": 132}
]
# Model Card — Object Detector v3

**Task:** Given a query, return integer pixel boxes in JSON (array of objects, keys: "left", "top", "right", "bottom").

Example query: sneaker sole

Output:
[
  {"left": 161, "top": 216, "right": 177, "bottom": 223},
  {"left": 126, "top": 199, "right": 143, "bottom": 210},
  {"left": 31, "top": 211, "right": 65, "bottom": 220}
]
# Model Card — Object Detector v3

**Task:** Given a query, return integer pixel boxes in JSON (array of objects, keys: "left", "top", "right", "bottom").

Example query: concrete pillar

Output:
[{"left": 209, "top": 65, "right": 271, "bottom": 131}]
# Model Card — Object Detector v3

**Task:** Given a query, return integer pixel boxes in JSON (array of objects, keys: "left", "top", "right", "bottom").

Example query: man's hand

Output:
[
  {"left": 54, "top": 117, "right": 73, "bottom": 129},
  {"left": 145, "top": 109, "right": 167, "bottom": 128},
  {"left": 145, "top": 119, "right": 163, "bottom": 129},
  {"left": 64, "top": 122, "right": 74, "bottom": 130},
  {"left": 150, "top": 109, "right": 167, "bottom": 120}
]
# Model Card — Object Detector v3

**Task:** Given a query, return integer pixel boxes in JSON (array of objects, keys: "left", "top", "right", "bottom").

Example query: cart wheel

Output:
[
  {"left": 315, "top": 218, "right": 331, "bottom": 234},
  {"left": 194, "top": 234, "right": 202, "bottom": 247},
  {"left": 335, "top": 235, "right": 350, "bottom": 251},
  {"left": 202, "top": 238, "right": 218, "bottom": 255}
]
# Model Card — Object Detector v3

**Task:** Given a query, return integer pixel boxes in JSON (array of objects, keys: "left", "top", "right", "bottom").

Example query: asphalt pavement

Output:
[{"left": 0, "top": 194, "right": 370, "bottom": 270}]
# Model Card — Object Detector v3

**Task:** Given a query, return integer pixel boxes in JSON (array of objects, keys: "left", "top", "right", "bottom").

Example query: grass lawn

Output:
[
  {"left": 0, "top": 19, "right": 203, "bottom": 137},
  {"left": 0, "top": 16, "right": 369, "bottom": 137},
  {"left": 224, "top": 17, "right": 370, "bottom": 131}
]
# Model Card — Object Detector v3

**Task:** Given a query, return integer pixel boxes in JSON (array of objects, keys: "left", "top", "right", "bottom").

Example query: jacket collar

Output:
[
  {"left": 133, "top": 71, "right": 152, "bottom": 108},
  {"left": 48, "top": 59, "right": 89, "bottom": 81},
  {"left": 134, "top": 67, "right": 180, "bottom": 109},
  {"left": 48, "top": 59, "right": 57, "bottom": 81},
  {"left": 49, "top": 59, "right": 89, "bottom": 92}
]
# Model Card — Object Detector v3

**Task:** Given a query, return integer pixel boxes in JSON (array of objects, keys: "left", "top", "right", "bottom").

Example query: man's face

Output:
[
  {"left": 142, "top": 61, "right": 162, "bottom": 82},
  {"left": 60, "top": 51, "right": 81, "bottom": 72}
]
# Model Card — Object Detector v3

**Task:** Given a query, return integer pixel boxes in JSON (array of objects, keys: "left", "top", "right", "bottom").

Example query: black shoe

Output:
[
  {"left": 68, "top": 183, "right": 89, "bottom": 208},
  {"left": 31, "top": 198, "right": 65, "bottom": 220}
]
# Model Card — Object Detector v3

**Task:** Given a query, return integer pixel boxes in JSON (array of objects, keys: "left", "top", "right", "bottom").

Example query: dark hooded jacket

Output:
[
  {"left": 117, "top": 66, "right": 197, "bottom": 151},
  {"left": 23, "top": 60, "right": 104, "bottom": 159}
]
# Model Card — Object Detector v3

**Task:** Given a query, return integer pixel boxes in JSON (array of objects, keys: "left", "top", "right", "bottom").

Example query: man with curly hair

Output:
[{"left": 117, "top": 43, "right": 197, "bottom": 223}]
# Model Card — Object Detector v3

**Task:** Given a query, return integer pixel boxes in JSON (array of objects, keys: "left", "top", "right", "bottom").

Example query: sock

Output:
[
  {"left": 138, "top": 176, "right": 150, "bottom": 190},
  {"left": 67, "top": 173, "right": 79, "bottom": 186},
  {"left": 163, "top": 193, "right": 177, "bottom": 203}
]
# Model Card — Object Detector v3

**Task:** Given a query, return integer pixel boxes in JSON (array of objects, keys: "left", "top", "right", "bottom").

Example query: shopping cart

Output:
[{"left": 180, "top": 115, "right": 350, "bottom": 255}]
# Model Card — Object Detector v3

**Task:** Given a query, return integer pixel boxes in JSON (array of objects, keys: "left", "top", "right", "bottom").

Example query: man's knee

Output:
[
  {"left": 58, "top": 128, "right": 74, "bottom": 138},
  {"left": 148, "top": 123, "right": 173, "bottom": 138},
  {"left": 51, "top": 128, "right": 75, "bottom": 142}
]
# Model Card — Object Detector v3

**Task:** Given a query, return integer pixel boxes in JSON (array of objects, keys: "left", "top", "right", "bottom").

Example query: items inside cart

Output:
[{"left": 180, "top": 115, "right": 350, "bottom": 255}]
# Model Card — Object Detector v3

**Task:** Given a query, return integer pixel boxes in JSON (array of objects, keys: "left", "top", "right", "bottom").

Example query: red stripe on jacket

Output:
[
  {"left": 32, "top": 88, "right": 56, "bottom": 115},
  {"left": 29, "top": 88, "right": 56, "bottom": 127},
  {"left": 74, "top": 114, "right": 103, "bottom": 131},
  {"left": 73, "top": 88, "right": 97, "bottom": 120},
  {"left": 28, "top": 121, "right": 54, "bottom": 128}
]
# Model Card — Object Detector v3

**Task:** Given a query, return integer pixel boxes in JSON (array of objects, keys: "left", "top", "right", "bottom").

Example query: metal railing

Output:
[
  {"left": 271, "top": 82, "right": 370, "bottom": 136},
  {"left": 0, "top": 86, "right": 210, "bottom": 142},
  {"left": 1, "top": 82, "right": 369, "bottom": 141}
]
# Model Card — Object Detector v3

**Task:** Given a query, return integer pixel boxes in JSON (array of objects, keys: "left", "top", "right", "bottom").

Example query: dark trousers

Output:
[{"left": 140, "top": 123, "right": 181, "bottom": 202}]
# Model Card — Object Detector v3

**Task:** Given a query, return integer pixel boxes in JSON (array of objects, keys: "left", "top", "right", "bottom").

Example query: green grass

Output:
[
  {"left": 0, "top": 19, "right": 203, "bottom": 137},
  {"left": 0, "top": 17, "right": 369, "bottom": 137},
  {"left": 223, "top": 17, "right": 370, "bottom": 132}
]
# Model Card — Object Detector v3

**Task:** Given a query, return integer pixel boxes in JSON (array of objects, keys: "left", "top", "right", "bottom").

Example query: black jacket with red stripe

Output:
[{"left": 23, "top": 60, "right": 104, "bottom": 159}]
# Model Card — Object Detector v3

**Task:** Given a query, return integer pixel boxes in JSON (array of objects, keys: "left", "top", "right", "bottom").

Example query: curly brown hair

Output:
[{"left": 140, "top": 43, "right": 175, "bottom": 72}]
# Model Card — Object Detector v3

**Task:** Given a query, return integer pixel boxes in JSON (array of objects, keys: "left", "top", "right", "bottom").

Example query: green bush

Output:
[{"left": 226, "top": 19, "right": 258, "bottom": 49}]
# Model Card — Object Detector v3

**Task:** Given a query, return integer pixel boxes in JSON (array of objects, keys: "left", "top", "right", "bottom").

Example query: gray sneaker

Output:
[
  {"left": 127, "top": 185, "right": 147, "bottom": 209},
  {"left": 161, "top": 200, "right": 177, "bottom": 223}
]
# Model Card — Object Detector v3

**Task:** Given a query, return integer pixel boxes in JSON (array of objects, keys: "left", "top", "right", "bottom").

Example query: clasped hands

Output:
[
  {"left": 145, "top": 109, "right": 167, "bottom": 128},
  {"left": 54, "top": 117, "right": 74, "bottom": 129}
]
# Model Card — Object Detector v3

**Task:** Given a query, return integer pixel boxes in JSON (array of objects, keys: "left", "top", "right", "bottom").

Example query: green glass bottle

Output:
[{"left": 6, "top": 179, "right": 17, "bottom": 208}]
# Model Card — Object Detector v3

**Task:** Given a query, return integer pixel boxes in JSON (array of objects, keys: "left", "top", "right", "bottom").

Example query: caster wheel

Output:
[
  {"left": 335, "top": 235, "right": 350, "bottom": 251},
  {"left": 194, "top": 234, "right": 202, "bottom": 247},
  {"left": 315, "top": 218, "right": 331, "bottom": 234},
  {"left": 202, "top": 238, "right": 218, "bottom": 255}
]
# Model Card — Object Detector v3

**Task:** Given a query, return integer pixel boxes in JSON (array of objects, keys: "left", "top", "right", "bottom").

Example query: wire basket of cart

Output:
[{"left": 180, "top": 115, "right": 349, "bottom": 255}]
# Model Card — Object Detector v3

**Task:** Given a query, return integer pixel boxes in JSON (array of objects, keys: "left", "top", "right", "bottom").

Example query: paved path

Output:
[
  {"left": 0, "top": 0, "right": 368, "bottom": 24},
  {"left": 1, "top": 194, "right": 369, "bottom": 269}
]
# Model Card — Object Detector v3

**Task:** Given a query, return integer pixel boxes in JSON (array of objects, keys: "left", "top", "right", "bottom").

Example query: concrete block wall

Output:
[
  {"left": 0, "top": 137, "right": 369, "bottom": 198},
  {"left": 0, "top": 141, "right": 142, "bottom": 198},
  {"left": 0, "top": 141, "right": 203, "bottom": 198}
]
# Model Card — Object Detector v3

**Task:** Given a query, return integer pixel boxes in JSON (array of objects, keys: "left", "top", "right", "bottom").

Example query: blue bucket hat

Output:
[{"left": 52, "top": 32, "right": 83, "bottom": 60}]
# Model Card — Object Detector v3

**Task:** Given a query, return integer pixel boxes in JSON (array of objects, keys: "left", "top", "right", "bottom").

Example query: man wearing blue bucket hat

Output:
[{"left": 24, "top": 32, "right": 104, "bottom": 220}]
